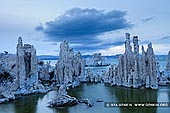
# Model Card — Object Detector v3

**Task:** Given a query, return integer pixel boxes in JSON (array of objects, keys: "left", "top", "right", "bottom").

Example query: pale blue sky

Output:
[{"left": 0, "top": 0, "right": 170, "bottom": 55}]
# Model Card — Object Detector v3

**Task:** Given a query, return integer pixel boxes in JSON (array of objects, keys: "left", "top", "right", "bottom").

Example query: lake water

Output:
[
  {"left": 44, "top": 57, "right": 167, "bottom": 71},
  {"left": 0, "top": 83, "right": 170, "bottom": 113},
  {"left": 0, "top": 58, "right": 169, "bottom": 113}
]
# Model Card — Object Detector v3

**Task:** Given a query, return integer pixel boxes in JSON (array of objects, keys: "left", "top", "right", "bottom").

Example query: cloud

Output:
[
  {"left": 35, "top": 25, "right": 44, "bottom": 31},
  {"left": 35, "top": 7, "right": 132, "bottom": 52},
  {"left": 155, "top": 35, "right": 170, "bottom": 44},
  {"left": 141, "top": 17, "right": 155, "bottom": 23},
  {"left": 161, "top": 36, "right": 170, "bottom": 40},
  {"left": 71, "top": 40, "right": 125, "bottom": 52}
]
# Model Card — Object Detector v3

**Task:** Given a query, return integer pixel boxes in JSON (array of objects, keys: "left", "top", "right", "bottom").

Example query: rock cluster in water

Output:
[
  {"left": 85, "top": 68, "right": 102, "bottom": 83},
  {"left": 157, "top": 51, "right": 170, "bottom": 85},
  {"left": 38, "top": 61, "right": 51, "bottom": 81},
  {"left": 85, "top": 53, "right": 109, "bottom": 67},
  {"left": 47, "top": 41, "right": 87, "bottom": 107},
  {"left": 103, "top": 33, "right": 158, "bottom": 89},
  {"left": 0, "top": 37, "right": 46, "bottom": 103},
  {"left": 16, "top": 37, "right": 46, "bottom": 93},
  {"left": 53, "top": 41, "right": 86, "bottom": 88},
  {"left": 165, "top": 51, "right": 170, "bottom": 78},
  {"left": 47, "top": 85, "right": 78, "bottom": 107},
  {"left": 0, "top": 39, "right": 86, "bottom": 106}
]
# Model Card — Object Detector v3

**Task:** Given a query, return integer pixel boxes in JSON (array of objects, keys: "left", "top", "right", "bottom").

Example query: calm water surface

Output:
[{"left": 0, "top": 83, "right": 170, "bottom": 113}]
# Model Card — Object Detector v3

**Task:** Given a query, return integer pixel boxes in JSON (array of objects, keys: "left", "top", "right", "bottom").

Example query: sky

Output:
[{"left": 0, "top": 0, "right": 170, "bottom": 56}]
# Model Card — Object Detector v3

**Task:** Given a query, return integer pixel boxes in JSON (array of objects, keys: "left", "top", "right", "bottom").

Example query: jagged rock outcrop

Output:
[
  {"left": 85, "top": 68, "right": 102, "bottom": 83},
  {"left": 16, "top": 37, "right": 46, "bottom": 93},
  {"left": 47, "top": 85, "right": 78, "bottom": 107},
  {"left": 16, "top": 37, "right": 38, "bottom": 90},
  {"left": 0, "top": 53, "right": 17, "bottom": 78},
  {"left": 157, "top": 51, "right": 170, "bottom": 85},
  {"left": 53, "top": 41, "right": 85, "bottom": 88},
  {"left": 157, "top": 62, "right": 170, "bottom": 85},
  {"left": 144, "top": 43, "right": 158, "bottom": 89},
  {"left": 38, "top": 61, "right": 51, "bottom": 81},
  {"left": 47, "top": 41, "right": 87, "bottom": 107},
  {"left": 0, "top": 37, "right": 47, "bottom": 103},
  {"left": 0, "top": 53, "right": 18, "bottom": 103},
  {"left": 86, "top": 53, "right": 109, "bottom": 67},
  {"left": 78, "top": 98, "right": 94, "bottom": 107},
  {"left": 104, "top": 33, "right": 158, "bottom": 89}
]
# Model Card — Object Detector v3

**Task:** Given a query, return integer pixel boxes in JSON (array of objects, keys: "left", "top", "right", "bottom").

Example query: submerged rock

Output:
[
  {"left": 47, "top": 86, "right": 78, "bottom": 107},
  {"left": 0, "top": 98, "right": 9, "bottom": 104},
  {"left": 78, "top": 98, "right": 94, "bottom": 107},
  {"left": 47, "top": 94, "right": 78, "bottom": 107}
]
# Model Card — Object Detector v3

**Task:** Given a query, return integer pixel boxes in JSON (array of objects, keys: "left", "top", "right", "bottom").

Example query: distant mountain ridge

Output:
[
  {"left": 37, "top": 54, "right": 167, "bottom": 60},
  {"left": 38, "top": 55, "right": 59, "bottom": 60}
]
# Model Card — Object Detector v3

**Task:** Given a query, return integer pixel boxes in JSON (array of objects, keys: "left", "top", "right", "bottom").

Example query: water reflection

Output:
[
  {"left": 113, "top": 86, "right": 158, "bottom": 102},
  {"left": 0, "top": 103, "right": 15, "bottom": 113},
  {"left": 106, "top": 85, "right": 158, "bottom": 113},
  {"left": 13, "top": 94, "right": 42, "bottom": 113}
]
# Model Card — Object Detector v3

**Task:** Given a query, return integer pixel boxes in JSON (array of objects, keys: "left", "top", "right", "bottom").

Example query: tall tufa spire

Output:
[
  {"left": 17, "top": 37, "right": 23, "bottom": 48},
  {"left": 133, "top": 36, "right": 139, "bottom": 54},
  {"left": 125, "top": 33, "right": 132, "bottom": 53}
]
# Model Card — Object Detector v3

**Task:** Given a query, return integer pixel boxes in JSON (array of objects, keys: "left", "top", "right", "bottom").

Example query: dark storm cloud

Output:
[{"left": 35, "top": 8, "right": 132, "bottom": 51}]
